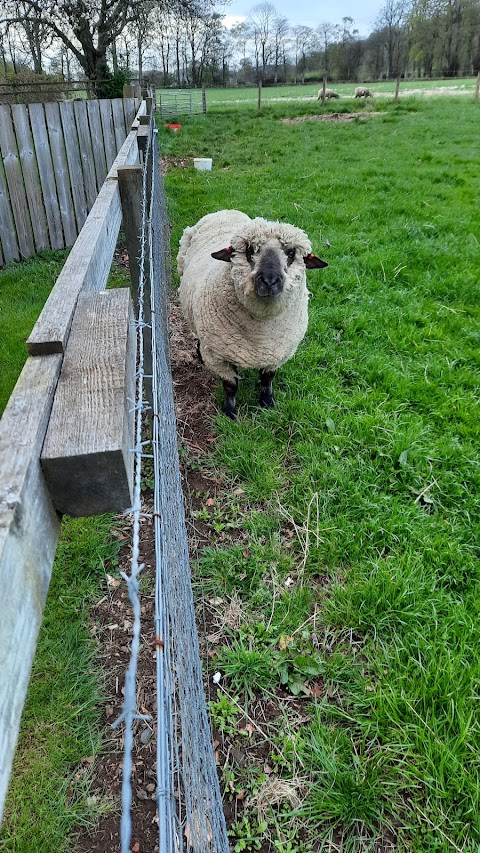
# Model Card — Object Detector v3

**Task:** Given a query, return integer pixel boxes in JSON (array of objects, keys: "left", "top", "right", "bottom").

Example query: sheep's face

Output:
[{"left": 211, "top": 220, "right": 327, "bottom": 317}]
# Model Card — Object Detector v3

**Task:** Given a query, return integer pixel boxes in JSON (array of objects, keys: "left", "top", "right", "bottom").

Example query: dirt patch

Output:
[
  {"left": 281, "top": 110, "right": 382, "bottom": 124},
  {"left": 161, "top": 155, "right": 191, "bottom": 173}
]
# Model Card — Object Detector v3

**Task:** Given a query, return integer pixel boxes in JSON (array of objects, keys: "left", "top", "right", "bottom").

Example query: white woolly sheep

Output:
[
  {"left": 177, "top": 210, "right": 328, "bottom": 418},
  {"left": 354, "top": 86, "right": 373, "bottom": 97},
  {"left": 317, "top": 87, "right": 340, "bottom": 100}
]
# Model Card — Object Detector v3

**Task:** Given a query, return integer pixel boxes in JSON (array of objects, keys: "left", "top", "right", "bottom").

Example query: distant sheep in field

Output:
[
  {"left": 177, "top": 210, "right": 328, "bottom": 418},
  {"left": 317, "top": 87, "right": 340, "bottom": 100},
  {"left": 354, "top": 86, "right": 373, "bottom": 97}
]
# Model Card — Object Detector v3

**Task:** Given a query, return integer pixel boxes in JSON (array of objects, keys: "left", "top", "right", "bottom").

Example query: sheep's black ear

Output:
[
  {"left": 304, "top": 253, "right": 328, "bottom": 269},
  {"left": 211, "top": 247, "right": 234, "bottom": 262}
]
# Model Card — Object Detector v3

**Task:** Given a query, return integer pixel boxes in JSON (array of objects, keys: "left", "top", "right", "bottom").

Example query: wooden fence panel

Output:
[
  {"left": 0, "top": 105, "right": 35, "bottom": 259},
  {"left": 0, "top": 158, "right": 19, "bottom": 262},
  {"left": 73, "top": 100, "right": 98, "bottom": 210},
  {"left": 10, "top": 104, "right": 49, "bottom": 253},
  {"left": 29, "top": 103, "right": 64, "bottom": 250},
  {"left": 59, "top": 101, "right": 88, "bottom": 233},
  {"left": 86, "top": 99, "right": 108, "bottom": 191},
  {"left": 112, "top": 97, "right": 127, "bottom": 153},
  {"left": 0, "top": 98, "right": 143, "bottom": 267},
  {"left": 44, "top": 101, "right": 77, "bottom": 248},
  {"left": 99, "top": 98, "right": 117, "bottom": 172},
  {"left": 26, "top": 124, "right": 140, "bottom": 355}
]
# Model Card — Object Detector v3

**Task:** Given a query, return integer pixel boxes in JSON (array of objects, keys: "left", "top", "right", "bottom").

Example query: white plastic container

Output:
[{"left": 193, "top": 157, "right": 212, "bottom": 171}]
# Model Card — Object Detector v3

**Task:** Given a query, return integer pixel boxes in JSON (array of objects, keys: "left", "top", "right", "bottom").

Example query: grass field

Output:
[
  {"left": 156, "top": 77, "right": 479, "bottom": 112},
  {"left": 161, "top": 95, "right": 480, "bottom": 850}
]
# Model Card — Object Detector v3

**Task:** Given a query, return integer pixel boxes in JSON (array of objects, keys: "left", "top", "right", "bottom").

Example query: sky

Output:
[{"left": 221, "top": 0, "right": 383, "bottom": 37}]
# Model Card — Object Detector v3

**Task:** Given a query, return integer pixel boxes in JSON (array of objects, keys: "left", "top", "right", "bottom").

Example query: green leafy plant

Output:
[{"left": 229, "top": 815, "right": 268, "bottom": 852}]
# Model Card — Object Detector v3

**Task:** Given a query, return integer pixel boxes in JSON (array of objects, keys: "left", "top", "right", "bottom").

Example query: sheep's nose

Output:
[{"left": 255, "top": 274, "right": 283, "bottom": 297}]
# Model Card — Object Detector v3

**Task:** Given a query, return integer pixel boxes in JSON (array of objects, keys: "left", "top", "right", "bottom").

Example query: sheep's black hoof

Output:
[
  {"left": 260, "top": 392, "right": 275, "bottom": 408},
  {"left": 222, "top": 401, "right": 237, "bottom": 419},
  {"left": 195, "top": 339, "right": 204, "bottom": 364},
  {"left": 222, "top": 378, "right": 238, "bottom": 419}
]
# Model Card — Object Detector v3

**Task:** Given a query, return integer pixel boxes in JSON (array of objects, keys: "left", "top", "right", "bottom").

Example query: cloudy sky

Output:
[{"left": 221, "top": 0, "right": 383, "bottom": 37}]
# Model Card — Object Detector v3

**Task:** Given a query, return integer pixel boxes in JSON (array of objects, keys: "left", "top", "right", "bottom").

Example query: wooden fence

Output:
[
  {"left": 0, "top": 97, "right": 141, "bottom": 266},
  {"left": 0, "top": 100, "right": 149, "bottom": 823}
]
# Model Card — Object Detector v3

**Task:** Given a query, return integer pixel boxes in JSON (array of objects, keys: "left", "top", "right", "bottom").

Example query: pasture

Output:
[
  {"left": 0, "top": 93, "right": 478, "bottom": 850},
  {"left": 155, "top": 77, "right": 479, "bottom": 112},
  {"left": 162, "top": 95, "right": 479, "bottom": 850}
]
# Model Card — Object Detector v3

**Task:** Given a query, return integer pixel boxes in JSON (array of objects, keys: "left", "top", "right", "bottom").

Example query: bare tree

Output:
[
  {"left": 250, "top": 2, "right": 277, "bottom": 80},
  {"left": 272, "top": 14, "right": 289, "bottom": 82},
  {"left": 376, "top": 0, "right": 412, "bottom": 78},
  {"left": 292, "top": 25, "right": 314, "bottom": 83}
]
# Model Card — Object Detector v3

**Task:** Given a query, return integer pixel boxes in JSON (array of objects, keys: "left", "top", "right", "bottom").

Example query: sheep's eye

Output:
[
  {"left": 286, "top": 248, "right": 296, "bottom": 264},
  {"left": 246, "top": 245, "right": 254, "bottom": 263}
]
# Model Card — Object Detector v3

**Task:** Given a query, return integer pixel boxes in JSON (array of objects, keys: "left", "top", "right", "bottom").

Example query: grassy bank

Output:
[{"left": 162, "top": 96, "right": 480, "bottom": 850}]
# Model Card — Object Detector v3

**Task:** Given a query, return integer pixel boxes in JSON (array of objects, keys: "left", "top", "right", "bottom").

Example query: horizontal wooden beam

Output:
[
  {"left": 41, "top": 289, "right": 135, "bottom": 517},
  {"left": 0, "top": 354, "right": 63, "bottom": 823},
  {"left": 26, "top": 104, "right": 145, "bottom": 357}
]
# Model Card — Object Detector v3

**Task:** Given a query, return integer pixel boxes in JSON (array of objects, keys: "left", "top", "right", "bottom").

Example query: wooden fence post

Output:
[
  {"left": 258, "top": 78, "right": 262, "bottom": 110},
  {"left": 41, "top": 289, "right": 135, "bottom": 517},
  {"left": 475, "top": 71, "right": 480, "bottom": 106},
  {"left": 394, "top": 75, "right": 400, "bottom": 100},
  {"left": 202, "top": 85, "right": 207, "bottom": 113},
  {"left": 118, "top": 165, "right": 143, "bottom": 303},
  {"left": 321, "top": 75, "right": 327, "bottom": 102}
]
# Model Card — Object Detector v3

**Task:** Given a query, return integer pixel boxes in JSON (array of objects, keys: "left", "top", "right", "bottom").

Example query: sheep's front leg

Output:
[
  {"left": 222, "top": 378, "right": 238, "bottom": 419},
  {"left": 259, "top": 369, "right": 275, "bottom": 408}
]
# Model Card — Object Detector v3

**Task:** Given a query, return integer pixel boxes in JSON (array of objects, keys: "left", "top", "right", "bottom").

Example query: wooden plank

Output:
[
  {"left": 0, "top": 353, "right": 63, "bottom": 823},
  {"left": 0, "top": 155, "right": 20, "bottom": 263},
  {"left": 29, "top": 103, "right": 64, "bottom": 250},
  {"left": 10, "top": 104, "right": 49, "bottom": 252},
  {"left": 73, "top": 99, "right": 98, "bottom": 210},
  {"left": 118, "top": 165, "right": 142, "bottom": 300},
  {"left": 111, "top": 97, "right": 127, "bottom": 153},
  {"left": 86, "top": 99, "right": 107, "bottom": 191},
  {"left": 26, "top": 127, "right": 139, "bottom": 355},
  {"left": 99, "top": 98, "right": 117, "bottom": 172},
  {"left": 130, "top": 99, "right": 146, "bottom": 130},
  {"left": 59, "top": 101, "right": 88, "bottom": 232},
  {"left": 122, "top": 97, "right": 136, "bottom": 131},
  {"left": 41, "top": 289, "right": 135, "bottom": 516},
  {"left": 44, "top": 101, "right": 77, "bottom": 248},
  {"left": 44, "top": 103, "right": 76, "bottom": 246},
  {"left": 0, "top": 104, "right": 35, "bottom": 259}
]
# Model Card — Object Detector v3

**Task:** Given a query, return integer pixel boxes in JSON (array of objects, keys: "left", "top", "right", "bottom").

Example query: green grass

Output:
[
  {"left": 0, "top": 250, "right": 131, "bottom": 849},
  {"left": 163, "top": 96, "right": 480, "bottom": 849},
  {"left": 156, "top": 77, "right": 479, "bottom": 114}
]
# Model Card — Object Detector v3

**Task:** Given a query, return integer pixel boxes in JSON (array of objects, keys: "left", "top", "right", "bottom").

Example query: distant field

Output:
[{"left": 156, "top": 77, "right": 478, "bottom": 112}]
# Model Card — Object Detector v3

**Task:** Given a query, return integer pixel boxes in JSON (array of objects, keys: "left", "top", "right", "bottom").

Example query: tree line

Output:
[{"left": 1, "top": 0, "right": 479, "bottom": 94}]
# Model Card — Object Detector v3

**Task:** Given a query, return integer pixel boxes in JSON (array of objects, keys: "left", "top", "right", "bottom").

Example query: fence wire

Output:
[{"left": 117, "top": 110, "right": 229, "bottom": 852}]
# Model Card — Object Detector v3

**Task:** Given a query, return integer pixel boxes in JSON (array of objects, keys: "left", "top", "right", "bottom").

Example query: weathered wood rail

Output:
[
  {"left": 0, "top": 99, "right": 150, "bottom": 823},
  {"left": 0, "top": 97, "right": 141, "bottom": 266}
]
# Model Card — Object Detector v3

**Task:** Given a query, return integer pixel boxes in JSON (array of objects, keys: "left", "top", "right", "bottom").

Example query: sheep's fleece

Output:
[{"left": 177, "top": 210, "right": 316, "bottom": 384}]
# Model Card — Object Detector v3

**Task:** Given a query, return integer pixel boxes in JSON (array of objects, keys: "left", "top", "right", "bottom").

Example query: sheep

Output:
[
  {"left": 317, "top": 87, "right": 340, "bottom": 100},
  {"left": 177, "top": 210, "right": 328, "bottom": 418},
  {"left": 354, "top": 86, "right": 373, "bottom": 98}
]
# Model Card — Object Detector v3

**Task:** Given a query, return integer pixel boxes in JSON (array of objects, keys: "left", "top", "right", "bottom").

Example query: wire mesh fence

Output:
[{"left": 117, "top": 110, "right": 229, "bottom": 852}]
